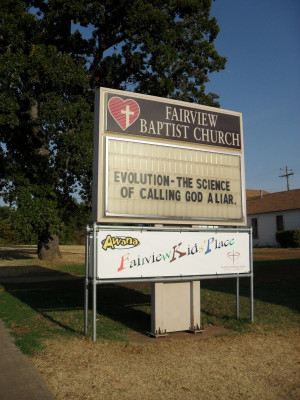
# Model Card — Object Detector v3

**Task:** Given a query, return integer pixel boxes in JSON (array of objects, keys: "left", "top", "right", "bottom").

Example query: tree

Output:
[{"left": 0, "top": 0, "right": 226, "bottom": 258}]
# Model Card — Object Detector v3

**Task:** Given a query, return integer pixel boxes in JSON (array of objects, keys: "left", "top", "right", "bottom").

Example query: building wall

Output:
[{"left": 247, "top": 209, "right": 300, "bottom": 247}]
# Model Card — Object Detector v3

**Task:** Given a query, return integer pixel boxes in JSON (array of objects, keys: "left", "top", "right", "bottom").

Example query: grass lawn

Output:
[{"left": 0, "top": 247, "right": 299, "bottom": 354}]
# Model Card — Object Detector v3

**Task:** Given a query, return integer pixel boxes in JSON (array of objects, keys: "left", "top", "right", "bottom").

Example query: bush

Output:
[
  {"left": 0, "top": 205, "right": 90, "bottom": 245},
  {"left": 0, "top": 207, "right": 28, "bottom": 244},
  {"left": 276, "top": 229, "right": 300, "bottom": 248}
]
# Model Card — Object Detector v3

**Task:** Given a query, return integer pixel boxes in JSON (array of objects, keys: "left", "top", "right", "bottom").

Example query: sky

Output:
[{"left": 206, "top": 0, "right": 300, "bottom": 193}]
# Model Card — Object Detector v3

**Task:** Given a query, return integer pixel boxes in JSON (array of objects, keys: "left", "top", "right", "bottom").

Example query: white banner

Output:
[{"left": 94, "top": 230, "right": 251, "bottom": 280}]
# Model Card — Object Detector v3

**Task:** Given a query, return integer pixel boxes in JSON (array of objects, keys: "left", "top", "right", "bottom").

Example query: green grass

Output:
[
  {"left": 0, "top": 255, "right": 299, "bottom": 355},
  {"left": 50, "top": 263, "right": 85, "bottom": 275},
  {"left": 201, "top": 258, "right": 300, "bottom": 332}
]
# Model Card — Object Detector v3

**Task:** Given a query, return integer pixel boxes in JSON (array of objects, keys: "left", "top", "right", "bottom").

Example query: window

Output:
[
  {"left": 276, "top": 215, "right": 284, "bottom": 231},
  {"left": 251, "top": 218, "right": 258, "bottom": 239}
]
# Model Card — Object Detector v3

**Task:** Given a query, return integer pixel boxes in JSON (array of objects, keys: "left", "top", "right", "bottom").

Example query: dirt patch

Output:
[
  {"left": 0, "top": 245, "right": 85, "bottom": 265},
  {"left": 0, "top": 245, "right": 85, "bottom": 277},
  {"left": 124, "top": 324, "right": 235, "bottom": 346},
  {"left": 253, "top": 248, "right": 300, "bottom": 261},
  {"left": 31, "top": 330, "right": 300, "bottom": 400}
]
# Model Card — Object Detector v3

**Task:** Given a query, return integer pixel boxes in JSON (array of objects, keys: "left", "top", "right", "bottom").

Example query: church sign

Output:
[{"left": 93, "top": 88, "right": 246, "bottom": 226}]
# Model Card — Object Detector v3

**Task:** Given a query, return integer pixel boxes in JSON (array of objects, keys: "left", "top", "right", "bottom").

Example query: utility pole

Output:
[{"left": 279, "top": 166, "right": 294, "bottom": 191}]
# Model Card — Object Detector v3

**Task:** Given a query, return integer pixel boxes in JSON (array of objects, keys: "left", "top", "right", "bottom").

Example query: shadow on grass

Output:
[
  {"left": 0, "top": 246, "right": 37, "bottom": 260},
  {"left": 95, "top": 283, "right": 151, "bottom": 332},
  {"left": 0, "top": 265, "right": 71, "bottom": 278},
  {"left": 0, "top": 278, "right": 151, "bottom": 337},
  {"left": 202, "top": 258, "right": 300, "bottom": 314},
  {"left": 0, "top": 258, "right": 299, "bottom": 344}
]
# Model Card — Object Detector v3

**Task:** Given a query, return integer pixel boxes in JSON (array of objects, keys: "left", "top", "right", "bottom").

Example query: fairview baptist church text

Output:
[
  {"left": 107, "top": 93, "right": 241, "bottom": 150},
  {"left": 93, "top": 88, "right": 246, "bottom": 225}
]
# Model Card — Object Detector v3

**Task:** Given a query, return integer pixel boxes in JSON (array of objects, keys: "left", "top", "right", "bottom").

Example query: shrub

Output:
[{"left": 276, "top": 229, "right": 300, "bottom": 248}]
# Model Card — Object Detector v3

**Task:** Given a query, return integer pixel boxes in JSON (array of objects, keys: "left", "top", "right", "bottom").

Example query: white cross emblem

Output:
[{"left": 121, "top": 105, "right": 135, "bottom": 129}]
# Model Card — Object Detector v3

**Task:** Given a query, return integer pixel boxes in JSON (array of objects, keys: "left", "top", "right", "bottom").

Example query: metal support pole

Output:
[
  {"left": 92, "top": 279, "right": 97, "bottom": 341},
  {"left": 92, "top": 222, "right": 97, "bottom": 342},
  {"left": 236, "top": 277, "right": 240, "bottom": 319},
  {"left": 250, "top": 274, "right": 254, "bottom": 322},
  {"left": 249, "top": 227, "right": 254, "bottom": 322},
  {"left": 190, "top": 281, "right": 194, "bottom": 330},
  {"left": 199, "top": 280, "right": 201, "bottom": 329},
  {"left": 84, "top": 226, "right": 89, "bottom": 336}
]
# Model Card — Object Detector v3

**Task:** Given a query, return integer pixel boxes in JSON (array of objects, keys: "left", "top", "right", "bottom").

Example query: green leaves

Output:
[{"left": 1, "top": 0, "right": 226, "bottom": 245}]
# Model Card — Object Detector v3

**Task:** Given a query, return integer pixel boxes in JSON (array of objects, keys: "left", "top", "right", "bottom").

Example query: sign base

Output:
[{"left": 151, "top": 281, "right": 202, "bottom": 335}]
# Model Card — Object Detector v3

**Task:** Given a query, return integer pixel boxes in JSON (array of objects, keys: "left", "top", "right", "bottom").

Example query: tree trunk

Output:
[{"left": 38, "top": 234, "right": 62, "bottom": 261}]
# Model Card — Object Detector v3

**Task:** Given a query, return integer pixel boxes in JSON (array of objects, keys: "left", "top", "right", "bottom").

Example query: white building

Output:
[{"left": 246, "top": 189, "right": 300, "bottom": 247}]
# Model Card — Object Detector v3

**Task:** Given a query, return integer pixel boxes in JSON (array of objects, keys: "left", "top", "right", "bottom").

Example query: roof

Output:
[
  {"left": 247, "top": 189, "right": 300, "bottom": 215},
  {"left": 246, "top": 189, "right": 269, "bottom": 199}
]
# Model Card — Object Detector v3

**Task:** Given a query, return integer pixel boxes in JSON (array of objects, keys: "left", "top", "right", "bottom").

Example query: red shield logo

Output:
[{"left": 108, "top": 97, "right": 140, "bottom": 131}]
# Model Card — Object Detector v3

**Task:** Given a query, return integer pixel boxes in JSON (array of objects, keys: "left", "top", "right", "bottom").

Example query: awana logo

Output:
[{"left": 101, "top": 235, "right": 140, "bottom": 251}]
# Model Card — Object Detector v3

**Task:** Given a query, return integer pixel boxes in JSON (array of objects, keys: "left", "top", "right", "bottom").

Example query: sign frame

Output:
[
  {"left": 91, "top": 226, "right": 252, "bottom": 281},
  {"left": 104, "top": 136, "right": 245, "bottom": 222},
  {"left": 93, "top": 87, "right": 247, "bottom": 226}
]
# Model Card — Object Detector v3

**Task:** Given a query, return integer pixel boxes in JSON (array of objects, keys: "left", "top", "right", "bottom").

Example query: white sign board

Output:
[
  {"left": 93, "top": 229, "right": 251, "bottom": 280},
  {"left": 106, "top": 138, "right": 243, "bottom": 221}
]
